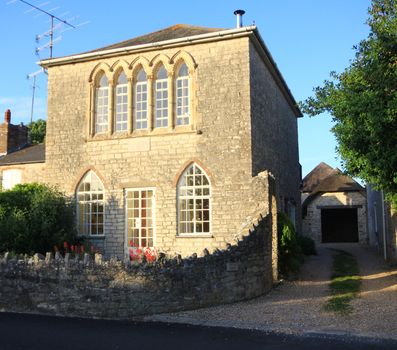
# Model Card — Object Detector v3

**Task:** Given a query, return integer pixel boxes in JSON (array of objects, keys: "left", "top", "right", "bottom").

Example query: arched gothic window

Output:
[
  {"left": 76, "top": 171, "right": 105, "bottom": 236},
  {"left": 95, "top": 74, "right": 109, "bottom": 134},
  {"left": 114, "top": 72, "right": 128, "bottom": 132},
  {"left": 177, "top": 163, "right": 211, "bottom": 234},
  {"left": 154, "top": 65, "right": 168, "bottom": 128},
  {"left": 175, "top": 63, "right": 190, "bottom": 126},
  {"left": 134, "top": 69, "right": 148, "bottom": 129}
]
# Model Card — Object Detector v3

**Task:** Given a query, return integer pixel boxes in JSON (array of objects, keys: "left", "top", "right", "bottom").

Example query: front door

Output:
[{"left": 125, "top": 188, "right": 155, "bottom": 255}]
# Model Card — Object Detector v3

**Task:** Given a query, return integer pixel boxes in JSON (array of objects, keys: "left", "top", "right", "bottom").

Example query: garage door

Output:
[{"left": 321, "top": 208, "right": 358, "bottom": 243}]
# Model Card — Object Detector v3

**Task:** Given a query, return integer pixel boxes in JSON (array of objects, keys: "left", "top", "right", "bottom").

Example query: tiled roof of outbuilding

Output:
[
  {"left": 0, "top": 143, "right": 45, "bottom": 165},
  {"left": 87, "top": 24, "right": 224, "bottom": 53}
]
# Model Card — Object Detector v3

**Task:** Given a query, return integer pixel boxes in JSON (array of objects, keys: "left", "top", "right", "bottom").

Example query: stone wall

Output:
[
  {"left": 302, "top": 191, "right": 368, "bottom": 244},
  {"left": 41, "top": 36, "right": 274, "bottom": 258},
  {"left": 0, "top": 214, "right": 274, "bottom": 319},
  {"left": 248, "top": 42, "right": 301, "bottom": 232},
  {"left": 0, "top": 163, "right": 46, "bottom": 190}
]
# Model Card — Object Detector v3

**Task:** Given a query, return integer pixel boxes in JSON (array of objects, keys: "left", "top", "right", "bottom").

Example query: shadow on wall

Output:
[{"left": 0, "top": 213, "right": 276, "bottom": 319}]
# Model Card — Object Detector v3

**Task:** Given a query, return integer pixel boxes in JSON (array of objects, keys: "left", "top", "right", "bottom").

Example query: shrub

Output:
[
  {"left": 0, "top": 183, "right": 77, "bottom": 254},
  {"left": 297, "top": 235, "right": 317, "bottom": 256},
  {"left": 277, "top": 212, "right": 302, "bottom": 277}
]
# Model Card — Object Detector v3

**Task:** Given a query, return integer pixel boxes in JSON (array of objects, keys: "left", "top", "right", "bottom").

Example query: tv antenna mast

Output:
[
  {"left": 11, "top": 0, "right": 76, "bottom": 58},
  {"left": 27, "top": 68, "right": 44, "bottom": 124}
]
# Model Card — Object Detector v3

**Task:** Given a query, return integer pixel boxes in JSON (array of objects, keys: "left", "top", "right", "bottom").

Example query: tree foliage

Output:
[
  {"left": 27, "top": 119, "right": 46, "bottom": 144},
  {"left": 0, "top": 183, "right": 77, "bottom": 254},
  {"left": 300, "top": 0, "right": 397, "bottom": 206}
]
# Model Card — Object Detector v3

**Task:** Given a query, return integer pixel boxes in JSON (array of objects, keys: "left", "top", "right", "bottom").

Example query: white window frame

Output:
[
  {"left": 124, "top": 187, "right": 156, "bottom": 256},
  {"left": 175, "top": 66, "right": 190, "bottom": 126},
  {"left": 154, "top": 68, "right": 168, "bottom": 128},
  {"left": 114, "top": 75, "right": 128, "bottom": 132},
  {"left": 76, "top": 171, "right": 105, "bottom": 237},
  {"left": 134, "top": 80, "right": 148, "bottom": 130},
  {"left": 95, "top": 84, "right": 109, "bottom": 134},
  {"left": 177, "top": 164, "right": 211, "bottom": 236}
]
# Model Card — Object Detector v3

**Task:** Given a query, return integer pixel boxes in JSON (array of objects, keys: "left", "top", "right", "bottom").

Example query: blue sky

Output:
[{"left": 1, "top": 0, "right": 371, "bottom": 177}]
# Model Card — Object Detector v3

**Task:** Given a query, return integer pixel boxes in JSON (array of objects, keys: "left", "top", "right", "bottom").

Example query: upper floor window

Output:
[
  {"left": 176, "top": 63, "right": 190, "bottom": 126},
  {"left": 154, "top": 66, "right": 168, "bottom": 128},
  {"left": 177, "top": 163, "right": 211, "bottom": 235},
  {"left": 134, "top": 69, "right": 148, "bottom": 130},
  {"left": 76, "top": 171, "right": 105, "bottom": 236},
  {"left": 95, "top": 74, "right": 109, "bottom": 134},
  {"left": 114, "top": 72, "right": 128, "bottom": 132}
]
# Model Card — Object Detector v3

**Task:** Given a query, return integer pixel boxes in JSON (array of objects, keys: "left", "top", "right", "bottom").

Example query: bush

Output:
[
  {"left": 297, "top": 235, "right": 317, "bottom": 256},
  {"left": 277, "top": 212, "right": 302, "bottom": 277},
  {"left": 0, "top": 183, "right": 77, "bottom": 254}
]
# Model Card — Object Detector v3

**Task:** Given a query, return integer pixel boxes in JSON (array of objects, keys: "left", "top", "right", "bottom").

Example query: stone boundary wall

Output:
[{"left": 0, "top": 215, "right": 274, "bottom": 319}]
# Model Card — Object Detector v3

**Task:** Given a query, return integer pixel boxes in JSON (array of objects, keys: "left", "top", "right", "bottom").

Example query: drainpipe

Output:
[{"left": 381, "top": 190, "right": 387, "bottom": 260}]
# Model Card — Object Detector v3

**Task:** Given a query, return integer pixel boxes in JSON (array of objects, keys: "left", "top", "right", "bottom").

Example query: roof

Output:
[
  {"left": 0, "top": 144, "right": 45, "bottom": 166},
  {"left": 88, "top": 24, "right": 223, "bottom": 53},
  {"left": 301, "top": 162, "right": 336, "bottom": 192},
  {"left": 39, "top": 24, "right": 302, "bottom": 118}
]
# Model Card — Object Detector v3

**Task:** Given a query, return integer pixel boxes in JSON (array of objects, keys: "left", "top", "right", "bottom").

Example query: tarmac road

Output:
[{"left": 0, "top": 312, "right": 395, "bottom": 350}]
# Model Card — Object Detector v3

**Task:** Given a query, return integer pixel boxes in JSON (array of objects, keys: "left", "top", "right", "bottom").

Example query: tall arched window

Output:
[
  {"left": 134, "top": 69, "right": 148, "bottom": 130},
  {"left": 95, "top": 74, "right": 109, "bottom": 134},
  {"left": 175, "top": 63, "right": 190, "bottom": 126},
  {"left": 76, "top": 171, "right": 105, "bottom": 236},
  {"left": 177, "top": 163, "right": 211, "bottom": 235},
  {"left": 154, "top": 65, "right": 168, "bottom": 128},
  {"left": 114, "top": 71, "right": 128, "bottom": 132}
]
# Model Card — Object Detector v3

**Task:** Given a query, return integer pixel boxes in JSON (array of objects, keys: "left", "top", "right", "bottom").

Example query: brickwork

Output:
[{"left": 302, "top": 192, "right": 368, "bottom": 244}]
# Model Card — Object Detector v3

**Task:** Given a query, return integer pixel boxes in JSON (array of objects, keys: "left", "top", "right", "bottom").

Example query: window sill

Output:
[
  {"left": 86, "top": 126, "right": 197, "bottom": 142},
  {"left": 176, "top": 234, "right": 213, "bottom": 238},
  {"left": 80, "top": 235, "right": 106, "bottom": 240}
]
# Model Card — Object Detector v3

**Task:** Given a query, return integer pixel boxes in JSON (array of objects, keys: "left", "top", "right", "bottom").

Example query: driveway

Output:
[{"left": 147, "top": 244, "right": 397, "bottom": 341}]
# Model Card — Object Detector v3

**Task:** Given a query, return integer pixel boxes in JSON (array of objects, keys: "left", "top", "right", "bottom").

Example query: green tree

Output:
[
  {"left": 27, "top": 119, "right": 46, "bottom": 144},
  {"left": 300, "top": 0, "right": 397, "bottom": 207}
]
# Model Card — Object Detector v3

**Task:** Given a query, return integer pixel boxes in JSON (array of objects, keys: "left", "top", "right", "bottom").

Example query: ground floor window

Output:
[
  {"left": 125, "top": 188, "right": 155, "bottom": 251},
  {"left": 177, "top": 163, "right": 211, "bottom": 235},
  {"left": 76, "top": 171, "right": 105, "bottom": 236}
]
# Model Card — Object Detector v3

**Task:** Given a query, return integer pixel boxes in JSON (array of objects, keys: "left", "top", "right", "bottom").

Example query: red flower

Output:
[{"left": 63, "top": 241, "right": 69, "bottom": 250}]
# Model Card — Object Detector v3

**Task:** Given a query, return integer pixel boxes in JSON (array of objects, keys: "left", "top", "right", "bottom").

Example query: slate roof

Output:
[
  {"left": 86, "top": 24, "right": 224, "bottom": 54},
  {"left": 0, "top": 144, "right": 45, "bottom": 165}
]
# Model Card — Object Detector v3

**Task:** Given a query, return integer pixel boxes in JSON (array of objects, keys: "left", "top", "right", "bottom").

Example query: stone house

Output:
[
  {"left": 2, "top": 18, "right": 301, "bottom": 260},
  {"left": 0, "top": 110, "right": 45, "bottom": 189},
  {"left": 302, "top": 162, "right": 368, "bottom": 244}
]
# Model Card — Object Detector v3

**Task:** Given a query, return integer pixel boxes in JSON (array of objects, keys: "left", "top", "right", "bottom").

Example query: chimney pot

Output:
[
  {"left": 234, "top": 9, "right": 245, "bottom": 28},
  {"left": 4, "top": 109, "right": 11, "bottom": 124}
]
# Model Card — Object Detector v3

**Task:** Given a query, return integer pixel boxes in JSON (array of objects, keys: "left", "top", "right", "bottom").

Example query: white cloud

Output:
[{"left": 0, "top": 96, "right": 47, "bottom": 125}]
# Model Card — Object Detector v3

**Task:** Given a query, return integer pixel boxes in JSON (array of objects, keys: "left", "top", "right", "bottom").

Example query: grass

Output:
[{"left": 325, "top": 249, "right": 361, "bottom": 315}]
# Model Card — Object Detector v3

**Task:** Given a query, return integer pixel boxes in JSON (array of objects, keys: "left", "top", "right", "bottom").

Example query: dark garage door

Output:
[{"left": 321, "top": 208, "right": 359, "bottom": 243}]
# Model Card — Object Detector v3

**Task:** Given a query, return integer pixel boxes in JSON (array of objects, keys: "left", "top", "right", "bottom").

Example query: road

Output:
[{"left": 0, "top": 312, "right": 395, "bottom": 350}]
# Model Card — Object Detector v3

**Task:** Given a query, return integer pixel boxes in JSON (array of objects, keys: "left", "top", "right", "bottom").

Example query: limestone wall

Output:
[
  {"left": 0, "top": 215, "right": 274, "bottom": 319},
  {"left": 248, "top": 42, "right": 301, "bottom": 231},
  {"left": 42, "top": 37, "right": 275, "bottom": 258},
  {"left": 302, "top": 191, "right": 368, "bottom": 244},
  {"left": 0, "top": 163, "right": 46, "bottom": 190}
]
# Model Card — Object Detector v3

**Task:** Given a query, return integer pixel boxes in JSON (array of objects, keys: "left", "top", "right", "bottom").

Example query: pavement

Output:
[{"left": 146, "top": 243, "right": 397, "bottom": 342}]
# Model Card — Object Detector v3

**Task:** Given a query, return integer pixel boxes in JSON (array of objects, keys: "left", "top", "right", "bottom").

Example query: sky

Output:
[{"left": 0, "top": 0, "right": 372, "bottom": 177}]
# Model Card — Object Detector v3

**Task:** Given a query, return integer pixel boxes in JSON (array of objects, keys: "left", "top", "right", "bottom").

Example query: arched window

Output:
[
  {"left": 95, "top": 74, "right": 109, "bottom": 134},
  {"left": 175, "top": 63, "right": 190, "bottom": 126},
  {"left": 177, "top": 163, "right": 211, "bottom": 234},
  {"left": 134, "top": 69, "right": 148, "bottom": 130},
  {"left": 154, "top": 65, "right": 168, "bottom": 128},
  {"left": 114, "top": 71, "right": 128, "bottom": 132},
  {"left": 76, "top": 171, "right": 105, "bottom": 236}
]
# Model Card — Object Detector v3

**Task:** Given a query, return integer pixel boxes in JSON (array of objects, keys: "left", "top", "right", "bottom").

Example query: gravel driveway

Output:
[{"left": 147, "top": 243, "right": 397, "bottom": 340}]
